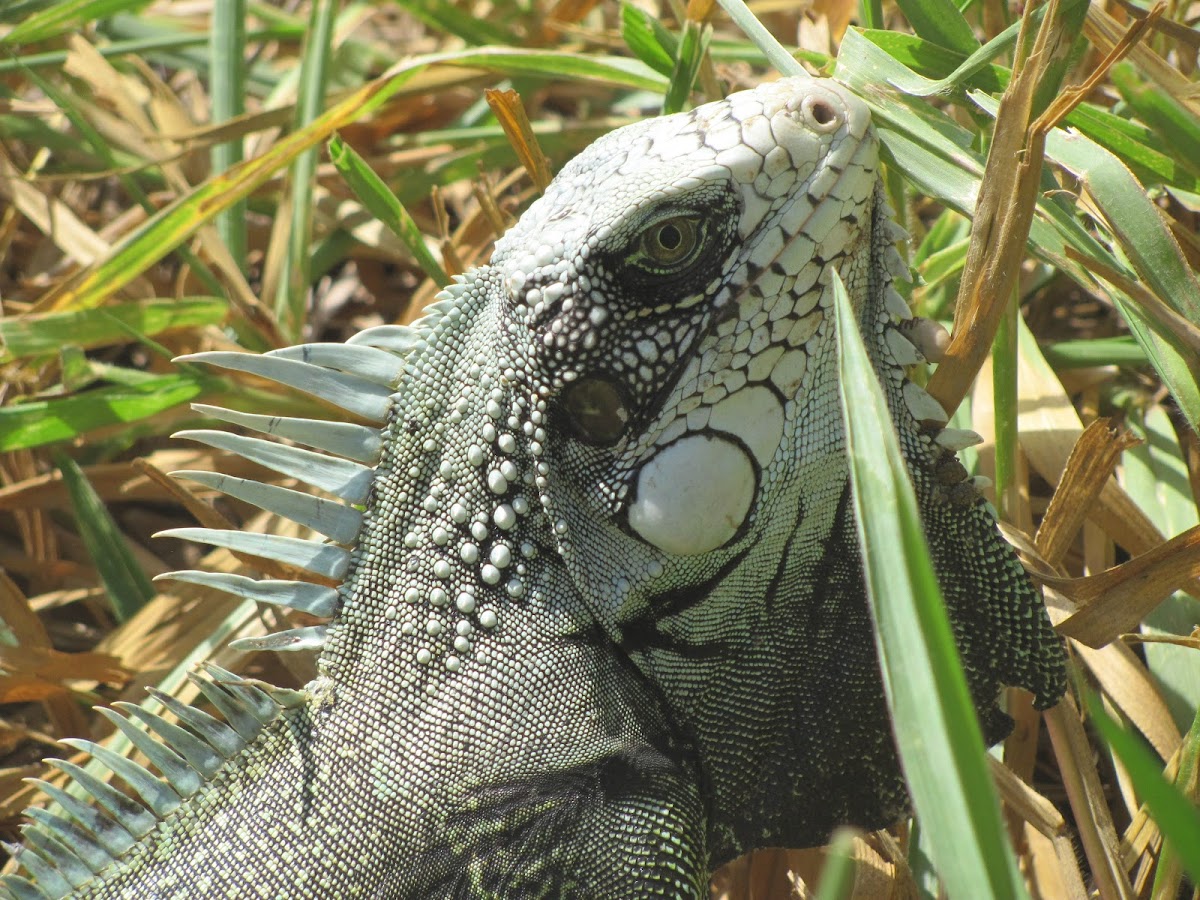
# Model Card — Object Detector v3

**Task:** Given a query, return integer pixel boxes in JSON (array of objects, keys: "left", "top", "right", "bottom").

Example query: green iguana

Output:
[{"left": 3, "top": 76, "right": 1065, "bottom": 899}]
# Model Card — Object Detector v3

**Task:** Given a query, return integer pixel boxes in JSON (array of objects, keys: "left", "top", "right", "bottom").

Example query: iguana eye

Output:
[{"left": 636, "top": 215, "right": 704, "bottom": 272}]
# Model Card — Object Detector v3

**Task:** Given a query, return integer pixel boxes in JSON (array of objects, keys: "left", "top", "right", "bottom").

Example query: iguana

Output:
[{"left": 3, "top": 76, "right": 1065, "bottom": 899}]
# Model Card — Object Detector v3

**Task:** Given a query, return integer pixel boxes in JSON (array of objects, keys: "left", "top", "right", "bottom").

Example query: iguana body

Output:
[{"left": 4, "top": 77, "right": 1064, "bottom": 899}]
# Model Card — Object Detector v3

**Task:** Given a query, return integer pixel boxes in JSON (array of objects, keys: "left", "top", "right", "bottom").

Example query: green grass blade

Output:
[
  {"left": 0, "top": 298, "right": 226, "bottom": 361},
  {"left": 436, "top": 48, "right": 668, "bottom": 89},
  {"left": 210, "top": 0, "right": 247, "bottom": 271},
  {"left": 98, "top": 13, "right": 288, "bottom": 92},
  {"left": 621, "top": 1, "right": 676, "bottom": 77},
  {"left": 274, "top": 0, "right": 337, "bottom": 335},
  {"left": 1020, "top": 106, "right": 1200, "bottom": 324},
  {"left": 891, "top": 0, "right": 978, "bottom": 56},
  {"left": 0, "top": 375, "right": 207, "bottom": 451},
  {"left": 908, "top": 819, "right": 941, "bottom": 899},
  {"left": 859, "top": 0, "right": 885, "bottom": 31},
  {"left": 812, "top": 829, "right": 858, "bottom": 900},
  {"left": 1153, "top": 707, "right": 1200, "bottom": 897},
  {"left": 37, "top": 65, "right": 420, "bottom": 313},
  {"left": 1066, "top": 103, "right": 1197, "bottom": 193},
  {"left": 881, "top": 14, "right": 1028, "bottom": 96},
  {"left": 832, "top": 270, "right": 1029, "bottom": 900},
  {"left": 663, "top": 20, "right": 711, "bottom": 115},
  {"left": 1110, "top": 62, "right": 1200, "bottom": 178},
  {"left": 0, "top": 0, "right": 57, "bottom": 23},
  {"left": 1123, "top": 406, "right": 1200, "bottom": 735},
  {"left": 1032, "top": 118, "right": 1200, "bottom": 429},
  {"left": 836, "top": 31, "right": 1200, "bottom": 430},
  {"left": 328, "top": 133, "right": 448, "bottom": 285},
  {"left": 713, "top": 0, "right": 806, "bottom": 77},
  {"left": 835, "top": 31, "right": 1142, "bottom": 273},
  {"left": 54, "top": 453, "right": 154, "bottom": 622},
  {"left": 860, "top": 28, "right": 1196, "bottom": 193},
  {"left": 858, "top": 29, "right": 1006, "bottom": 91},
  {"left": 34, "top": 48, "right": 663, "bottom": 317},
  {"left": 396, "top": 0, "right": 517, "bottom": 45},
  {"left": 1038, "top": 336, "right": 1148, "bottom": 368},
  {"left": 0, "top": 0, "right": 149, "bottom": 45},
  {"left": 18, "top": 56, "right": 226, "bottom": 299}
]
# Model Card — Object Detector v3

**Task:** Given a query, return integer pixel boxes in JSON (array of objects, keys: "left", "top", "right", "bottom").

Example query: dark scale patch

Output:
[
  {"left": 616, "top": 545, "right": 756, "bottom": 655},
  {"left": 933, "top": 454, "right": 970, "bottom": 485},
  {"left": 428, "top": 747, "right": 705, "bottom": 899},
  {"left": 628, "top": 480, "right": 913, "bottom": 867},
  {"left": 560, "top": 375, "right": 631, "bottom": 446},
  {"left": 913, "top": 470, "right": 1066, "bottom": 712},
  {"left": 401, "top": 631, "right": 708, "bottom": 900}
]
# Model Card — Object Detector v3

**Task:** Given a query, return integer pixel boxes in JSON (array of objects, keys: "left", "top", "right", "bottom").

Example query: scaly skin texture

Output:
[{"left": 6, "top": 77, "right": 1065, "bottom": 899}]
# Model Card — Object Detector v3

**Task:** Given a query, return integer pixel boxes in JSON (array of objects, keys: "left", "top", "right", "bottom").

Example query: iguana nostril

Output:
[
  {"left": 800, "top": 95, "right": 843, "bottom": 133},
  {"left": 809, "top": 100, "right": 836, "bottom": 125}
]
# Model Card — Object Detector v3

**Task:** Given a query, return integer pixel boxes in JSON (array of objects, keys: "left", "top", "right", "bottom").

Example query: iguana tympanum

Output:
[{"left": 4, "top": 77, "right": 1065, "bottom": 899}]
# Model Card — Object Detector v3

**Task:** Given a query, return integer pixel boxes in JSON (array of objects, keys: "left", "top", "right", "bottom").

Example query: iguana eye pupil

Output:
[
  {"left": 641, "top": 216, "right": 700, "bottom": 268},
  {"left": 657, "top": 223, "right": 682, "bottom": 250},
  {"left": 561, "top": 377, "right": 629, "bottom": 446}
]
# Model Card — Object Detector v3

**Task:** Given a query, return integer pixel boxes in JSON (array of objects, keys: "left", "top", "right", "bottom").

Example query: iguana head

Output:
[{"left": 488, "top": 79, "right": 885, "bottom": 611}]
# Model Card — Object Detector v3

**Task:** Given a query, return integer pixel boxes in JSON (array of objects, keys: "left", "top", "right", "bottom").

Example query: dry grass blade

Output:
[
  {"left": 34, "top": 58, "right": 427, "bottom": 315},
  {"left": 925, "top": 0, "right": 1074, "bottom": 414},
  {"left": 1045, "top": 696, "right": 1137, "bottom": 900},
  {"left": 0, "top": 450, "right": 282, "bottom": 511},
  {"left": 1128, "top": 629, "right": 1200, "bottom": 650},
  {"left": 989, "top": 757, "right": 1088, "bottom": 900},
  {"left": 0, "top": 646, "right": 128, "bottom": 699},
  {"left": 1084, "top": 2, "right": 1200, "bottom": 119},
  {"left": 1016, "top": 323, "right": 1196, "bottom": 568},
  {"left": 1121, "top": 742, "right": 1183, "bottom": 870},
  {"left": 472, "top": 175, "right": 515, "bottom": 239},
  {"left": 0, "top": 146, "right": 113, "bottom": 268},
  {"left": 0, "top": 571, "right": 89, "bottom": 737},
  {"left": 1035, "top": 418, "right": 1142, "bottom": 567},
  {"left": 540, "top": 0, "right": 605, "bottom": 43},
  {"left": 1072, "top": 640, "right": 1181, "bottom": 758},
  {"left": 926, "top": 0, "right": 1157, "bottom": 415},
  {"left": 131, "top": 458, "right": 235, "bottom": 532},
  {"left": 485, "top": 88, "right": 554, "bottom": 192},
  {"left": 715, "top": 836, "right": 910, "bottom": 900},
  {"left": 1049, "top": 523, "right": 1200, "bottom": 646},
  {"left": 1067, "top": 246, "right": 1200, "bottom": 358}
]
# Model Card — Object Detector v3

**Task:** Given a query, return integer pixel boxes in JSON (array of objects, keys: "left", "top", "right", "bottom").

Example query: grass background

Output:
[{"left": 1, "top": 0, "right": 1199, "bottom": 896}]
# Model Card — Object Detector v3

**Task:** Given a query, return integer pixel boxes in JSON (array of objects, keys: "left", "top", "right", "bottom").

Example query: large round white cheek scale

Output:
[{"left": 627, "top": 433, "right": 756, "bottom": 556}]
